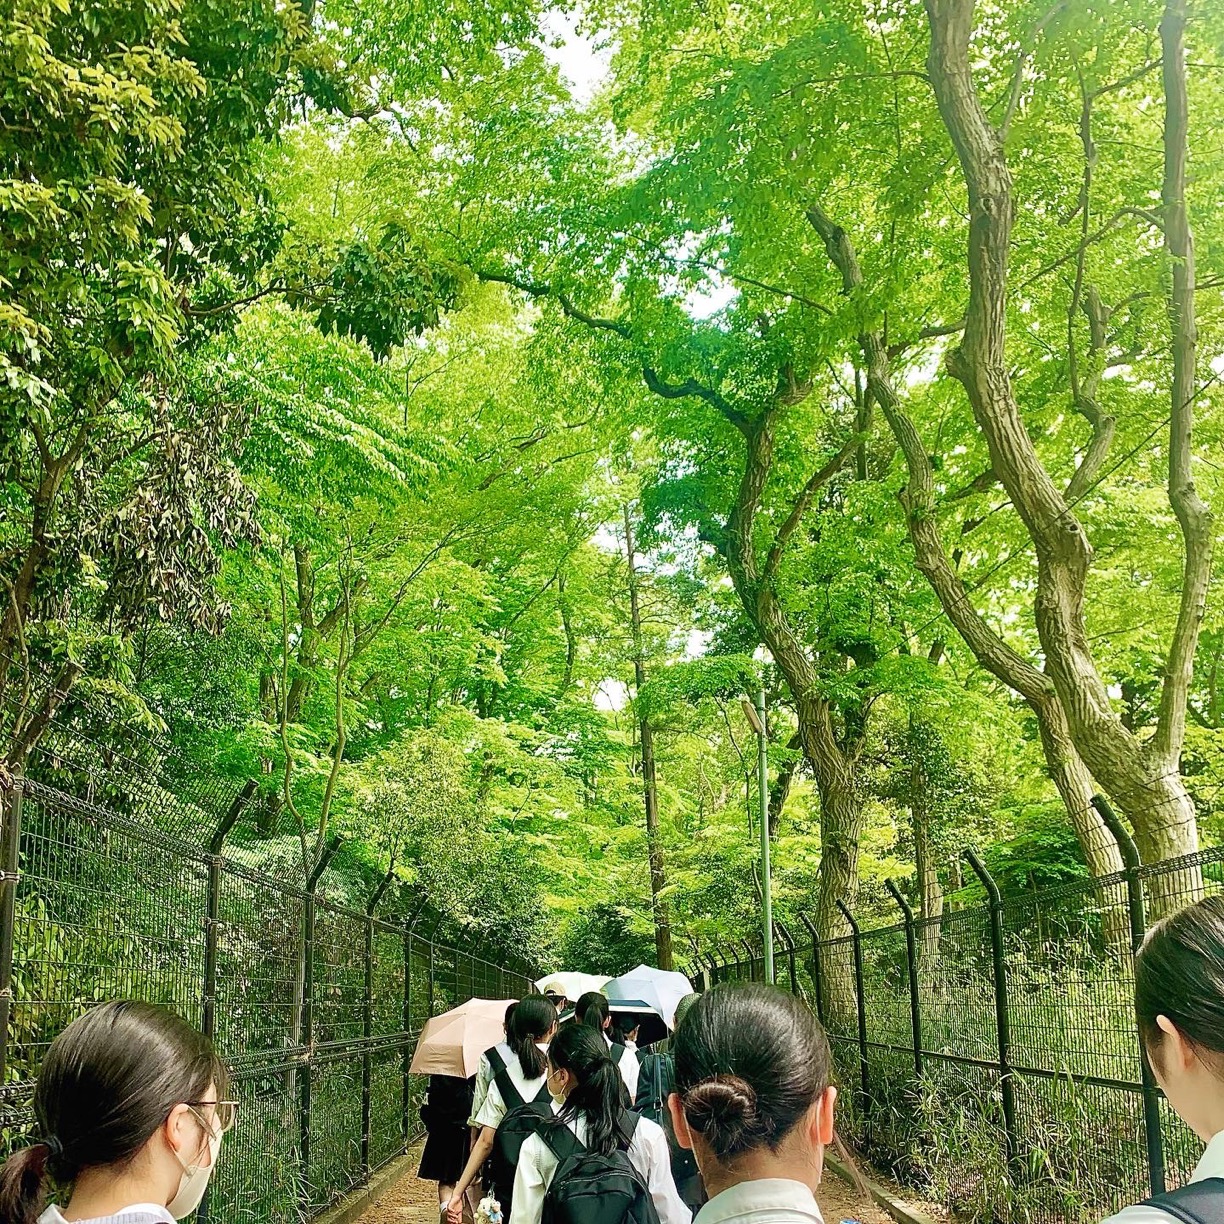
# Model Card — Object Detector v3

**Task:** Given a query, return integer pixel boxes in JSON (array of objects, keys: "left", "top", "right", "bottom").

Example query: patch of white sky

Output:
[{"left": 538, "top": 8, "right": 739, "bottom": 322}]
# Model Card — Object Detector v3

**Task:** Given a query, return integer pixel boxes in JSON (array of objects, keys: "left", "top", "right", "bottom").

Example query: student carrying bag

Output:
[
  {"left": 1141, "top": 1178, "right": 1224, "bottom": 1223},
  {"left": 486, "top": 1047, "right": 553, "bottom": 1213},
  {"left": 538, "top": 1114, "right": 661, "bottom": 1224}
]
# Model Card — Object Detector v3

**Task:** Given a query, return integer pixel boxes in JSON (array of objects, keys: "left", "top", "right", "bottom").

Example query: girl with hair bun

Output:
[
  {"left": 1103, "top": 894, "right": 1224, "bottom": 1222},
  {"left": 0, "top": 999, "right": 235, "bottom": 1224},
  {"left": 669, "top": 984, "right": 836, "bottom": 1224}
]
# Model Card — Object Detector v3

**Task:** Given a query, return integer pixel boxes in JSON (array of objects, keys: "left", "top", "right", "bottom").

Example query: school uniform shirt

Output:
[
  {"left": 695, "top": 1178, "right": 824, "bottom": 1224},
  {"left": 511, "top": 1106, "right": 691, "bottom": 1224},
  {"left": 1102, "top": 1130, "right": 1224, "bottom": 1224},
  {"left": 472, "top": 1047, "right": 549, "bottom": 1131},
  {"left": 39, "top": 1207, "right": 174, "bottom": 1224},
  {"left": 607, "top": 1034, "right": 640, "bottom": 1101},
  {"left": 470, "top": 1040, "right": 514, "bottom": 1126}
]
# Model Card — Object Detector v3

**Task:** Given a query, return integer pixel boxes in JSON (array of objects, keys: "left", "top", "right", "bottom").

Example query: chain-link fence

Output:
[
  {"left": 0, "top": 677, "right": 535, "bottom": 1223},
  {"left": 689, "top": 805, "right": 1218, "bottom": 1224}
]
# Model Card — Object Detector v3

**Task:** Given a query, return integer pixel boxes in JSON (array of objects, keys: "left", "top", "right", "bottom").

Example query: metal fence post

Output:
[
  {"left": 1093, "top": 795, "right": 1165, "bottom": 1196},
  {"left": 202, "top": 781, "right": 256, "bottom": 1042},
  {"left": 964, "top": 849, "right": 1018, "bottom": 1180},
  {"left": 362, "top": 869, "right": 394, "bottom": 1178},
  {"left": 300, "top": 835, "right": 342, "bottom": 1208},
  {"left": 800, "top": 914, "right": 825, "bottom": 1025},
  {"left": 426, "top": 914, "right": 440, "bottom": 1015},
  {"left": 886, "top": 879, "right": 923, "bottom": 1078},
  {"left": 195, "top": 780, "right": 255, "bottom": 1224},
  {"left": 403, "top": 900, "right": 425, "bottom": 1143},
  {"left": 0, "top": 775, "right": 24, "bottom": 1088},
  {"left": 837, "top": 900, "right": 870, "bottom": 1131},
  {"left": 740, "top": 939, "right": 756, "bottom": 982},
  {"left": 777, "top": 921, "right": 799, "bottom": 996}
]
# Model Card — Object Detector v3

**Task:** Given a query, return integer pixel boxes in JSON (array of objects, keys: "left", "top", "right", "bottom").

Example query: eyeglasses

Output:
[{"left": 186, "top": 1099, "right": 240, "bottom": 1133}]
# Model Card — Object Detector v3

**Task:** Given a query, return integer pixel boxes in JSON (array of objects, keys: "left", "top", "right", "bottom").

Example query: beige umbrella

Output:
[{"left": 409, "top": 998, "right": 517, "bottom": 1078}]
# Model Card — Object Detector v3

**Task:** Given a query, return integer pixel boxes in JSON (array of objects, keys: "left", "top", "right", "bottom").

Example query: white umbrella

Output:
[
  {"left": 534, "top": 971, "right": 609, "bottom": 1001},
  {"left": 604, "top": 965, "right": 694, "bottom": 1030}
]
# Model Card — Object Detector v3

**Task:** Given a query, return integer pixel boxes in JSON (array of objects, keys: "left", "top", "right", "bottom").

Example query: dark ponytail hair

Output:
[
  {"left": 574, "top": 991, "right": 609, "bottom": 1032},
  {"left": 548, "top": 1024, "right": 631, "bottom": 1156},
  {"left": 0, "top": 1000, "right": 227, "bottom": 1224},
  {"left": 1135, "top": 894, "right": 1224, "bottom": 1073},
  {"left": 509, "top": 995, "right": 557, "bottom": 1079},
  {"left": 674, "top": 983, "right": 830, "bottom": 1164}
]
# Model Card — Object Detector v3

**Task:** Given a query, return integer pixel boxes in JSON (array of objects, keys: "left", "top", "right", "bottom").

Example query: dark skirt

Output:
[
  {"left": 418, "top": 1074, "right": 475, "bottom": 1184},
  {"left": 418, "top": 1121, "right": 470, "bottom": 1184}
]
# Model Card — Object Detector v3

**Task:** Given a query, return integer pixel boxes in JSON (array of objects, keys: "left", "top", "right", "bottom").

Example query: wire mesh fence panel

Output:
[
  {"left": 0, "top": 747, "right": 530, "bottom": 1224},
  {"left": 215, "top": 1060, "right": 303, "bottom": 1224},
  {"left": 213, "top": 868, "right": 305, "bottom": 1056},
  {"left": 14, "top": 784, "right": 208, "bottom": 1064},
  {"left": 313, "top": 902, "right": 367, "bottom": 1046},
  {"left": 304, "top": 1053, "right": 365, "bottom": 1213}
]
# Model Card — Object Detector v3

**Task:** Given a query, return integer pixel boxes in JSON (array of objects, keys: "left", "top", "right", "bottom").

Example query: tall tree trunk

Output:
[
  {"left": 810, "top": 205, "right": 1127, "bottom": 912},
  {"left": 623, "top": 504, "right": 673, "bottom": 971},
  {"left": 909, "top": 757, "right": 944, "bottom": 965},
  {"left": 921, "top": 0, "right": 1209, "bottom": 912},
  {"left": 717, "top": 406, "right": 865, "bottom": 1021}
]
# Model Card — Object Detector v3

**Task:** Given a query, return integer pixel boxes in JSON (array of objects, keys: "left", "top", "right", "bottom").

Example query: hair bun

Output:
[{"left": 682, "top": 1075, "right": 770, "bottom": 1160}]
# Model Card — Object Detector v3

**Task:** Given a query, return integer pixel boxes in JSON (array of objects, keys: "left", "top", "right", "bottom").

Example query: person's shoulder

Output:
[
  {"left": 1100, "top": 1205, "right": 1181, "bottom": 1224},
  {"left": 630, "top": 1113, "right": 669, "bottom": 1148}
]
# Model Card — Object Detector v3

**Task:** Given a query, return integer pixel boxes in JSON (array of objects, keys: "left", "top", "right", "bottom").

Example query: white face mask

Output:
[
  {"left": 546, "top": 1068, "right": 567, "bottom": 1107},
  {"left": 167, "top": 1120, "right": 222, "bottom": 1219}
]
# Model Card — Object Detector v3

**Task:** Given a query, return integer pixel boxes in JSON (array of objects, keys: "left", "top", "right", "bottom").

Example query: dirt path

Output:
[{"left": 357, "top": 1144, "right": 893, "bottom": 1224}]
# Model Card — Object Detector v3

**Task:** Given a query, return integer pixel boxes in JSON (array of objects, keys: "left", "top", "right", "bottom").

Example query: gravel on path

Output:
[{"left": 356, "top": 1145, "right": 892, "bottom": 1224}]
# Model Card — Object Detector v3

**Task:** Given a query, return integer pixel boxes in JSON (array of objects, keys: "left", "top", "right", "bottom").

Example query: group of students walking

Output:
[{"left": 4, "top": 893, "right": 1224, "bottom": 1224}]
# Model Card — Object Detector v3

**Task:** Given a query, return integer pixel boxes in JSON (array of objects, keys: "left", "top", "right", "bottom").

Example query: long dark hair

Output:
[
  {"left": 0, "top": 1000, "right": 227, "bottom": 1224},
  {"left": 575, "top": 991, "right": 609, "bottom": 1032},
  {"left": 1135, "top": 894, "right": 1224, "bottom": 1073},
  {"left": 509, "top": 995, "right": 557, "bottom": 1079},
  {"left": 674, "top": 983, "right": 830, "bottom": 1164},
  {"left": 548, "top": 1024, "right": 631, "bottom": 1156}
]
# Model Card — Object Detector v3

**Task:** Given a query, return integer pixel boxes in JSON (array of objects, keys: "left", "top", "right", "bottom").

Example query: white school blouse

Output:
[
  {"left": 39, "top": 1207, "right": 174, "bottom": 1224},
  {"left": 470, "top": 1041, "right": 514, "bottom": 1126},
  {"left": 695, "top": 1178, "right": 825, "bottom": 1224},
  {"left": 1102, "top": 1130, "right": 1224, "bottom": 1224},
  {"left": 511, "top": 1107, "right": 690, "bottom": 1224},
  {"left": 606, "top": 1035, "right": 640, "bottom": 1101},
  {"left": 472, "top": 1048, "right": 549, "bottom": 1131}
]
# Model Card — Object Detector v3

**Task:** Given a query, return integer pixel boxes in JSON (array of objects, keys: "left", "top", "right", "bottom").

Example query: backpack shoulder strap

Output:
[
  {"left": 538, "top": 1119, "right": 585, "bottom": 1164},
  {"left": 616, "top": 1109, "right": 641, "bottom": 1151},
  {"left": 490, "top": 1047, "right": 525, "bottom": 1110},
  {"left": 1143, "top": 1176, "right": 1224, "bottom": 1224},
  {"left": 611, "top": 1042, "right": 627, "bottom": 1066}
]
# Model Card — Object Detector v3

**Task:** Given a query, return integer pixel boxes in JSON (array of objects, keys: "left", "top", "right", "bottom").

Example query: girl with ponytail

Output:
[
  {"left": 670, "top": 984, "right": 835, "bottom": 1224},
  {"left": 510, "top": 1025, "right": 689, "bottom": 1224},
  {"left": 447, "top": 997, "right": 559, "bottom": 1222},
  {"left": 573, "top": 992, "right": 639, "bottom": 1103},
  {"left": 0, "top": 1000, "right": 234, "bottom": 1224}
]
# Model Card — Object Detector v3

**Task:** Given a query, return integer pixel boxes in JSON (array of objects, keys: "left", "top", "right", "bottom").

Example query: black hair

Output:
[
  {"left": 509, "top": 995, "right": 557, "bottom": 1079},
  {"left": 674, "top": 983, "right": 831, "bottom": 1164},
  {"left": 1135, "top": 893, "right": 1224, "bottom": 1075},
  {"left": 574, "top": 991, "right": 609, "bottom": 1031},
  {"left": 504, "top": 1001, "right": 517, "bottom": 1032},
  {"left": 548, "top": 1023, "right": 632, "bottom": 1156},
  {"left": 0, "top": 1000, "right": 227, "bottom": 1224},
  {"left": 610, "top": 1015, "right": 640, "bottom": 1044}
]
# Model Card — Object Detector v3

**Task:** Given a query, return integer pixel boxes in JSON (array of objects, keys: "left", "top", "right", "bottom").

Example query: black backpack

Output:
[
  {"left": 1142, "top": 1177, "right": 1224, "bottom": 1223},
  {"left": 486, "top": 1047, "right": 553, "bottom": 1211},
  {"left": 539, "top": 1113, "right": 661, "bottom": 1224},
  {"left": 633, "top": 1053, "right": 699, "bottom": 1188}
]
